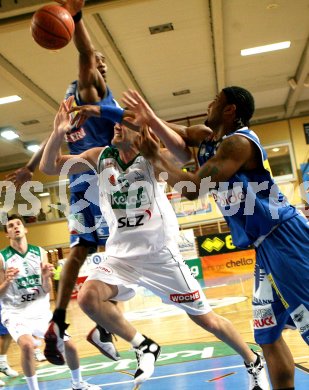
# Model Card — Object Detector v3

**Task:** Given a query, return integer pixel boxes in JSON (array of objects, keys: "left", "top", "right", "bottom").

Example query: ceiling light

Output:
[
  {"left": 0, "top": 95, "right": 21, "bottom": 105},
  {"left": 1, "top": 129, "right": 19, "bottom": 140},
  {"left": 172, "top": 89, "right": 191, "bottom": 96},
  {"left": 21, "top": 119, "right": 40, "bottom": 126},
  {"left": 26, "top": 144, "right": 41, "bottom": 153},
  {"left": 272, "top": 147, "right": 280, "bottom": 152},
  {"left": 241, "top": 41, "right": 291, "bottom": 56},
  {"left": 39, "top": 192, "right": 50, "bottom": 197},
  {"left": 266, "top": 3, "right": 279, "bottom": 10},
  {"left": 149, "top": 23, "right": 174, "bottom": 35}
]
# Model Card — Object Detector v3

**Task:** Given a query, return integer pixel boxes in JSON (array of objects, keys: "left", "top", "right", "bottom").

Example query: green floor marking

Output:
[{"left": 6, "top": 342, "right": 260, "bottom": 386}]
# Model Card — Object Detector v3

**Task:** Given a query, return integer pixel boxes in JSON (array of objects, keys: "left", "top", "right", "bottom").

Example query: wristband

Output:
[
  {"left": 73, "top": 10, "right": 82, "bottom": 23},
  {"left": 100, "top": 104, "right": 124, "bottom": 123}
]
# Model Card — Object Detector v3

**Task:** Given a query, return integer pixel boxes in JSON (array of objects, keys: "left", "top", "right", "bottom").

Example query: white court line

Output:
[
  {"left": 63, "top": 364, "right": 245, "bottom": 388},
  {"left": 294, "top": 356, "right": 309, "bottom": 360},
  {"left": 63, "top": 357, "right": 309, "bottom": 389}
]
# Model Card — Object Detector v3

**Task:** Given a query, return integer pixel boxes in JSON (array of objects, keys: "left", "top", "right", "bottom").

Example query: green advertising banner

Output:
[{"left": 185, "top": 258, "right": 203, "bottom": 279}]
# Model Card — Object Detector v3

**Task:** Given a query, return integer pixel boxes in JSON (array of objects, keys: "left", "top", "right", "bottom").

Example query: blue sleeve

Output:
[{"left": 100, "top": 104, "right": 124, "bottom": 124}]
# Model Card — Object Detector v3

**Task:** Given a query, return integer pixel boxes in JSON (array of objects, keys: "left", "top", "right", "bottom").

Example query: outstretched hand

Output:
[
  {"left": 68, "top": 104, "right": 100, "bottom": 128},
  {"left": 136, "top": 125, "right": 161, "bottom": 161},
  {"left": 5, "top": 167, "right": 33, "bottom": 190},
  {"left": 54, "top": 0, "right": 84, "bottom": 16},
  {"left": 54, "top": 95, "right": 75, "bottom": 135},
  {"left": 122, "top": 90, "right": 156, "bottom": 127}
]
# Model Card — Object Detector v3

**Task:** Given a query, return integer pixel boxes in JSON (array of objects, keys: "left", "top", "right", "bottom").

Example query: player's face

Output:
[
  {"left": 6, "top": 218, "right": 27, "bottom": 240},
  {"left": 112, "top": 123, "right": 126, "bottom": 144},
  {"left": 204, "top": 92, "right": 227, "bottom": 130},
  {"left": 95, "top": 52, "right": 107, "bottom": 79},
  {"left": 112, "top": 123, "right": 137, "bottom": 148}
]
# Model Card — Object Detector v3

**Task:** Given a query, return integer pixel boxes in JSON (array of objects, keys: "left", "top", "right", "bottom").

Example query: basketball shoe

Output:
[
  {"left": 245, "top": 350, "right": 269, "bottom": 390},
  {"left": 0, "top": 379, "right": 4, "bottom": 387},
  {"left": 0, "top": 364, "right": 18, "bottom": 377},
  {"left": 87, "top": 325, "right": 120, "bottom": 361},
  {"left": 133, "top": 336, "right": 161, "bottom": 385},
  {"left": 44, "top": 321, "right": 66, "bottom": 365},
  {"left": 34, "top": 348, "right": 47, "bottom": 362},
  {"left": 71, "top": 381, "right": 101, "bottom": 389}
]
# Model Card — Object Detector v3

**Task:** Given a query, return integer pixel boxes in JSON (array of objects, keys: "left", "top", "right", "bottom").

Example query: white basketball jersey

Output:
[
  {"left": 0, "top": 245, "right": 50, "bottom": 322},
  {"left": 97, "top": 147, "right": 180, "bottom": 258}
]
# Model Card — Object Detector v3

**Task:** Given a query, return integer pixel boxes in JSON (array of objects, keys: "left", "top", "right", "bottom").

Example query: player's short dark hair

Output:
[
  {"left": 4, "top": 214, "right": 26, "bottom": 232},
  {"left": 222, "top": 86, "right": 255, "bottom": 126}
]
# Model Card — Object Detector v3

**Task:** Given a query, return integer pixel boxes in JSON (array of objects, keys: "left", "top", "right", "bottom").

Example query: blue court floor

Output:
[{"left": 3, "top": 348, "right": 309, "bottom": 389}]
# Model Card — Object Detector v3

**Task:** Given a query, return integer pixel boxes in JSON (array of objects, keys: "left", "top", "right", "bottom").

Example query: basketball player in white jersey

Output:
[
  {"left": 39, "top": 96, "right": 269, "bottom": 389},
  {"left": 0, "top": 214, "right": 100, "bottom": 390}
]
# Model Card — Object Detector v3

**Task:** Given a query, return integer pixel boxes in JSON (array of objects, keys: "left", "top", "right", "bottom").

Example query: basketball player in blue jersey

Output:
[
  {"left": 122, "top": 87, "right": 309, "bottom": 390},
  {"left": 6, "top": 0, "right": 131, "bottom": 365}
]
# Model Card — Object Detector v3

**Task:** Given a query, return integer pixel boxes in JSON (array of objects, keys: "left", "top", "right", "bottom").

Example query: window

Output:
[
  {"left": 0, "top": 179, "right": 70, "bottom": 225},
  {"left": 264, "top": 143, "right": 296, "bottom": 182}
]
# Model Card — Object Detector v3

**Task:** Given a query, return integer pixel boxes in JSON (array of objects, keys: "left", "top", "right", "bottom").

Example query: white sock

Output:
[
  {"left": 246, "top": 352, "right": 258, "bottom": 366},
  {"left": 25, "top": 375, "right": 40, "bottom": 390},
  {"left": 71, "top": 368, "right": 83, "bottom": 385},
  {"left": 130, "top": 332, "right": 145, "bottom": 348},
  {"left": 0, "top": 355, "right": 7, "bottom": 366},
  {"left": 32, "top": 337, "right": 42, "bottom": 348}
]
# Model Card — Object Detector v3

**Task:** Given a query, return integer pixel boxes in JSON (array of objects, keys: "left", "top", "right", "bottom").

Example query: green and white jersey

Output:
[
  {"left": 0, "top": 245, "right": 50, "bottom": 322},
  {"left": 97, "top": 147, "right": 180, "bottom": 258}
]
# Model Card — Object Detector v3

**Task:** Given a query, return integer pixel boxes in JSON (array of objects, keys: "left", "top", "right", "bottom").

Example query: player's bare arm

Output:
[
  {"left": 139, "top": 127, "right": 254, "bottom": 200},
  {"left": 41, "top": 250, "right": 55, "bottom": 293},
  {"left": 59, "top": 0, "right": 106, "bottom": 101},
  {"left": 5, "top": 138, "right": 49, "bottom": 190},
  {"left": 162, "top": 122, "right": 213, "bottom": 148},
  {"left": 123, "top": 90, "right": 192, "bottom": 164}
]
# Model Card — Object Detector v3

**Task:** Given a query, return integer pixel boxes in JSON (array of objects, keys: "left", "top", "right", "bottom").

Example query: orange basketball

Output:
[{"left": 31, "top": 4, "right": 75, "bottom": 50}]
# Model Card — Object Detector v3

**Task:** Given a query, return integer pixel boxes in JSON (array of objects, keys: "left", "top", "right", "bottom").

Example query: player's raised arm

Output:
[
  {"left": 5, "top": 138, "right": 48, "bottom": 190},
  {"left": 40, "top": 97, "right": 99, "bottom": 175},
  {"left": 60, "top": 0, "right": 106, "bottom": 101},
  {"left": 122, "top": 90, "right": 205, "bottom": 164},
  {"left": 138, "top": 124, "right": 253, "bottom": 200}
]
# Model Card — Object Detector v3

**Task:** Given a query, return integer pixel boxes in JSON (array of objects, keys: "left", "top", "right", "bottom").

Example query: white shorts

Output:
[
  {"left": 3, "top": 311, "right": 70, "bottom": 343},
  {"left": 3, "top": 311, "right": 52, "bottom": 342},
  {"left": 86, "top": 246, "right": 211, "bottom": 316}
]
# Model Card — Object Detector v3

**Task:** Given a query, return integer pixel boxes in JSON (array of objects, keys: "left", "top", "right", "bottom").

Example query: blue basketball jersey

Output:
[
  {"left": 64, "top": 81, "right": 119, "bottom": 192},
  {"left": 197, "top": 127, "right": 297, "bottom": 248}
]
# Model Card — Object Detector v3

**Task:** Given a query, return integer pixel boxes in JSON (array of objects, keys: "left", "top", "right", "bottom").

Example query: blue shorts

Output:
[
  {"left": 68, "top": 190, "right": 109, "bottom": 248},
  {"left": 253, "top": 214, "right": 309, "bottom": 345},
  {"left": 0, "top": 305, "right": 9, "bottom": 335}
]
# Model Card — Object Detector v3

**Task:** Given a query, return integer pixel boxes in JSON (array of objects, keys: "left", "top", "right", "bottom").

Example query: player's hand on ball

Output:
[{"left": 55, "top": 0, "right": 84, "bottom": 16}]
